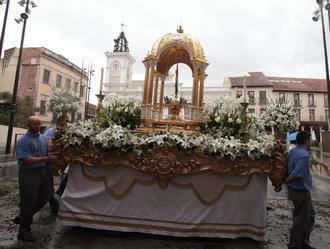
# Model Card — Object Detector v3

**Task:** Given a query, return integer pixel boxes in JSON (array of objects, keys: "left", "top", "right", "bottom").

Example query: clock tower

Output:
[{"left": 103, "top": 29, "right": 135, "bottom": 95}]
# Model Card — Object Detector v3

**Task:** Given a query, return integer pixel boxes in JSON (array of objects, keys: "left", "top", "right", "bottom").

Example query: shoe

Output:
[
  {"left": 17, "top": 231, "right": 36, "bottom": 242},
  {"left": 13, "top": 216, "right": 20, "bottom": 224}
]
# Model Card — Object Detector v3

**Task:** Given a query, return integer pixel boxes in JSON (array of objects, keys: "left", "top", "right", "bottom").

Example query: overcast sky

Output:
[{"left": 0, "top": 0, "right": 327, "bottom": 103}]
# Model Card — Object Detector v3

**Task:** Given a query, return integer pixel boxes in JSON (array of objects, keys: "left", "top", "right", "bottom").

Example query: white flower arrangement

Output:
[
  {"left": 202, "top": 96, "right": 264, "bottom": 140},
  {"left": 100, "top": 95, "right": 141, "bottom": 129},
  {"left": 140, "top": 132, "right": 196, "bottom": 150},
  {"left": 63, "top": 119, "right": 102, "bottom": 148},
  {"left": 191, "top": 134, "right": 274, "bottom": 161},
  {"left": 260, "top": 100, "right": 300, "bottom": 133},
  {"left": 62, "top": 94, "right": 277, "bottom": 162},
  {"left": 48, "top": 88, "right": 81, "bottom": 115},
  {"left": 91, "top": 124, "right": 139, "bottom": 152},
  {"left": 63, "top": 117, "right": 275, "bottom": 161}
]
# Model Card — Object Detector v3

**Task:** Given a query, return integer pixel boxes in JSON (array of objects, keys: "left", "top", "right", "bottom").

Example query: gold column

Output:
[
  {"left": 198, "top": 72, "right": 205, "bottom": 109},
  {"left": 159, "top": 75, "right": 165, "bottom": 113},
  {"left": 142, "top": 61, "right": 150, "bottom": 106},
  {"left": 147, "top": 62, "right": 155, "bottom": 105},
  {"left": 191, "top": 67, "right": 199, "bottom": 107},
  {"left": 152, "top": 72, "right": 159, "bottom": 110}
]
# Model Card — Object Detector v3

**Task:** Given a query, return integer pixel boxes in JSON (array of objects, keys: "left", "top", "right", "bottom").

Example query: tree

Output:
[
  {"left": 0, "top": 92, "right": 11, "bottom": 125},
  {"left": 0, "top": 92, "right": 35, "bottom": 128},
  {"left": 48, "top": 88, "right": 81, "bottom": 123}
]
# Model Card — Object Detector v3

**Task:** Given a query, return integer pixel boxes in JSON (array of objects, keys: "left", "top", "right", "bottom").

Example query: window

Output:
[
  {"left": 77, "top": 113, "right": 82, "bottom": 121},
  {"left": 293, "top": 93, "right": 300, "bottom": 106},
  {"left": 279, "top": 93, "right": 285, "bottom": 103},
  {"left": 308, "top": 94, "right": 315, "bottom": 106},
  {"left": 309, "top": 109, "right": 315, "bottom": 121},
  {"left": 248, "top": 91, "right": 255, "bottom": 104},
  {"left": 80, "top": 85, "right": 84, "bottom": 97},
  {"left": 42, "top": 69, "right": 50, "bottom": 84},
  {"left": 40, "top": 100, "right": 47, "bottom": 115},
  {"left": 74, "top": 82, "right": 79, "bottom": 93},
  {"left": 259, "top": 91, "right": 266, "bottom": 105},
  {"left": 326, "top": 110, "right": 329, "bottom": 123},
  {"left": 56, "top": 74, "right": 62, "bottom": 88},
  {"left": 236, "top": 91, "right": 242, "bottom": 99},
  {"left": 325, "top": 94, "right": 329, "bottom": 107},
  {"left": 296, "top": 109, "right": 301, "bottom": 121},
  {"left": 65, "top": 79, "right": 71, "bottom": 90}
]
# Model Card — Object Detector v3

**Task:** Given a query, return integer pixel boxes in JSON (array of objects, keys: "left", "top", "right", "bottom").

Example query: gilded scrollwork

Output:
[{"left": 57, "top": 140, "right": 287, "bottom": 192}]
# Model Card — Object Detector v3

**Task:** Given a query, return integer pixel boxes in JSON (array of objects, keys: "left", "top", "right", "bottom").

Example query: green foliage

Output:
[
  {"left": 0, "top": 92, "right": 11, "bottom": 125},
  {"left": 310, "top": 157, "right": 330, "bottom": 175},
  {"left": 16, "top": 96, "right": 35, "bottom": 127},
  {"left": 0, "top": 92, "right": 34, "bottom": 128}
]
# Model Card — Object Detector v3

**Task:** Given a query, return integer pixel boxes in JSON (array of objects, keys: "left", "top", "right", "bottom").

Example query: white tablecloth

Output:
[{"left": 58, "top": 163, "right": 268, "bottom": 241}]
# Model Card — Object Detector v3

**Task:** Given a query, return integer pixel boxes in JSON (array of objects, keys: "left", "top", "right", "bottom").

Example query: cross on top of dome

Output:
[{"left": 176, "top": 25, "right": 184, "bottom": 33}]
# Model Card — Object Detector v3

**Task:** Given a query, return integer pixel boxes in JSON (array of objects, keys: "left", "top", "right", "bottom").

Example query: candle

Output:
[
  {"left": 100, "top": 67, "right": 104, "bottom": 94},
  {"left": 243, "top": 75, "right": 247, "bottom": 102}
]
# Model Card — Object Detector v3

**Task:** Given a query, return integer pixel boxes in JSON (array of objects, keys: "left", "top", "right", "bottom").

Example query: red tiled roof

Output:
[
  {"left": 228, "top": 72, "right": 273, "bottom": 87},
  {"left": 228, "top": 72, "right": 328, "bottom": 93},
  {"left": 268, "top": 76, "right": 327, "bottom": 93}
]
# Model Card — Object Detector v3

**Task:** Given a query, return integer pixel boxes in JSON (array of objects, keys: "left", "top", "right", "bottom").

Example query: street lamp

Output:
[
  {"left": 0, "top": 0, "right": 11, "bottom": 59},
  {"left": 85, "top": 68, "right": 95, "bottom": 119},
  {"left": 5, "top": 0, "right": 37, "bottom": 154},
  {"left": 313, "top": 0, "right": 330, "bottom": 131},
  {"left": 79, "top": 66, "right": 86, "bottom": 120}
]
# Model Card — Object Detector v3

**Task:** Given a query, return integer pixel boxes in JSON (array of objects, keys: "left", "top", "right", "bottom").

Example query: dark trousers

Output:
[
  {"left": 48, "top": 180, "right": 58, "bottom": 213},
  {"left": 56, "top": 174, "right": 68, "bottom": 197},
  {"left": 287, "top": 188, "right": 315, "bottom": 249},
  {"left": 18, "top": 167, "right": 52, "bottom": 232}
]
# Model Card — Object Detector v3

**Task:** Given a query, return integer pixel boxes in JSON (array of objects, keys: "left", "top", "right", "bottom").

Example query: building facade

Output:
[
  {"left": 0, "top": 47, "right": 88, "bottom": 127},
  {"left": 85, "top": 102, "right": 97, "bottom": 119},
  {"left": 224, "top": 72, "right": 329, "bottom": 141}
]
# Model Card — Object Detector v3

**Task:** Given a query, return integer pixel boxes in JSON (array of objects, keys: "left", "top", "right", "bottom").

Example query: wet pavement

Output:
[{"left": 0, "top": 153, "right": 329, "bottom": 249}]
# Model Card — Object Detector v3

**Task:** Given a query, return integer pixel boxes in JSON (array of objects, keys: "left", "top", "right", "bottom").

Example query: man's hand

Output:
[
  {"left": 48, "top": 154, "right": 59, "bottom": 162},
  {"left": 285, "top": 175, "right": 298, "bottom": 183}
]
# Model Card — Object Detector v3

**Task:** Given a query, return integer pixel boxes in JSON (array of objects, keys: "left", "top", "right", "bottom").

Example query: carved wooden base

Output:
[{"left": 56, "top": 140, "right": 287, "bottom": 192}]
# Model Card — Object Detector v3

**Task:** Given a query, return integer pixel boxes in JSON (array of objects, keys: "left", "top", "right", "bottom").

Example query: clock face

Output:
[{"left": 111, "top": 63, "right": 121, "bottom": 72}]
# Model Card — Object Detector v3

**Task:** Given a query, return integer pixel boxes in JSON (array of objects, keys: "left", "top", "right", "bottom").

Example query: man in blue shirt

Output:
[
  {"left": 286, "top": 131, "right": 315, "bottom": 249},
  {"left": 16, "top": 116, "right": 58, "bottom": 242}
]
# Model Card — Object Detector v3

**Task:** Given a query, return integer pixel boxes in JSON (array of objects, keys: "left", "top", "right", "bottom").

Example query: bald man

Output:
[{"left": 15, "top": 116, "right": 57, "bottom": 242}]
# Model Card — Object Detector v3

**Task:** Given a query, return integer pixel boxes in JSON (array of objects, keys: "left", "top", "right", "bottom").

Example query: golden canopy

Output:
[
  {"left": 141, "top": 27, "right": 209, "bottom": 129},
  {"left": 146, "top": 27, "right": 208, "bottom": 74}
]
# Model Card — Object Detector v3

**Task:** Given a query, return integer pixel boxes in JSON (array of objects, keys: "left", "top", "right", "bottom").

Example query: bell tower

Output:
[{"left": 103, "top": 25, "right": 135, "bottom": 95}]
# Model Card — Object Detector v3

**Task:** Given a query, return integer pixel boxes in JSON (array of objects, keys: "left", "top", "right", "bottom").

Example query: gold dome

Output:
[{"left": 149, "top": 27, "right": 207, "bottom": 63}]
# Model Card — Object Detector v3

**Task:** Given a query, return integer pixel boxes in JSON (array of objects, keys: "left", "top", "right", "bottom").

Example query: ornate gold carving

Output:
[
  {"left": 268, "top": 140, "right": 287, "bottom": 192},
  {"left": 58, "top": 142, "right": 287, "bottom": 192},
  {"left": 167, "top": 99, "right": 183, "bottom": 120}
]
